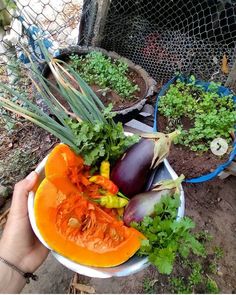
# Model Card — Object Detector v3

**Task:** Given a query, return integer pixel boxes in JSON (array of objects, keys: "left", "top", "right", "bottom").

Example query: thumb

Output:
[{"left": 9, "top": 171, "right": 38, "bottom": 218}]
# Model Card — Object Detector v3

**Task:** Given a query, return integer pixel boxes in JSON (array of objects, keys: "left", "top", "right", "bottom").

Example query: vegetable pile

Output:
[
  {"left": 36, "top": 144, "right": 144, "bottom": 267},
  {"left": 0, "top": 41, "right": 204, "bottom": 273}
]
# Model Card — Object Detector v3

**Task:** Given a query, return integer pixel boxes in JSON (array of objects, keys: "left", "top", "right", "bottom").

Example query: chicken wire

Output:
[
  {"left": 0, "top": 0, "right": 82, "bottom": 77},
  {"left": 80, "top": 0, "right": 236, "bottom": 86}
]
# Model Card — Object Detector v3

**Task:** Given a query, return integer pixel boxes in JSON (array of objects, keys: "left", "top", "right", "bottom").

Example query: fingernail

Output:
[{"left": 26, "top": 171, "right": 36, "bottom": 180}]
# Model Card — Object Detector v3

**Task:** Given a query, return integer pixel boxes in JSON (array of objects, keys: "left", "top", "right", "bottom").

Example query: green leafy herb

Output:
[
  {"left": 158, "top": 79, "right": 236, "bottom": 152},
  {"left": 70, "top": 52, "right": 139, "bottom": 100},
  {"left": 67, "top": 108, "right": 139, "bottom": 166},
  {"left": 131, "top": 194, "right": 205, "bottom": 274}
]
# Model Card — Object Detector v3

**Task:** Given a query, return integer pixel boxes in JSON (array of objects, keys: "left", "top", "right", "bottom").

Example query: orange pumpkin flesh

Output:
[
  {"left": 35, "top": 144, "right": 144, "bottom": 267},
  {"left": 35, "top": 176, "right": 144, "bottom": 267},
  {"left": 45, "top": 144, "right": 84, "bottom": 180}
]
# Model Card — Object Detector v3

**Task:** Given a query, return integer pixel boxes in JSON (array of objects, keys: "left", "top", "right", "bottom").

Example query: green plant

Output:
[
  {"left": 142, "top": 278, "right": 156, "bottom": 293},
  {"left": 0, "top": 40, "right": 138, "bottom": 167},
  {"left": 131, "top": 194, "right": 205, "bottom": 275},
  {"left": 206, "top": 277, "right": 219, "bottom": 294},
  {"left": 206, "top": 246, "right": 223, "bottom": 276},
  {"left": 67, "top": 109, "right": 139, "bottom": 166},
  {"left": 158, "top": 79, "right": 236, "bottom": 152},
  {"left": 195, "top": 230, "right": 213, "bottom": 243},
  {"left": 188, "top": 262, "right": 203, "bottom": 287},
  {"left": 70, "top": 52, "right": 139, "bottom": 100},
  {"left": 206, "top": 277, "right": 220, "bottom": 294},
  {"left": 170, "top": 277, "right": 191, "bottom": 294},
  {"left": 213, "top": 246, "right": 224, "bottom": 260},
  {"left": 169, "top": 261, "right": 220, "bottom": 294},
  {"left": 209, "top": 262, "right": 218, "bottom": 274}
]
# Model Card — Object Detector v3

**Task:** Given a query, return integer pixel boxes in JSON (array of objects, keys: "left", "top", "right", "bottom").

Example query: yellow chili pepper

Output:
[
  {"left": 100, "top": 160, "right": 110, "bottom": 179},
  {"left": 99, "top": 195, "right": 128, "bottom": 208}
]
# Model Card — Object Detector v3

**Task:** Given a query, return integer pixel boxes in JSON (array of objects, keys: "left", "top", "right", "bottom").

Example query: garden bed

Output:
[
  {"left": 43, "top": 47, "right": 156, "bottom": 115},
  {"left": 156, "top": 77, "right": 236, "bottom": 179},
  {"left": 157, "top": 115, "right": 228, "bottom": 179}
]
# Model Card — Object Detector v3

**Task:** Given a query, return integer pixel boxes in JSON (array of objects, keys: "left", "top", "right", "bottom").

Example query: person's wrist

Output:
[
  {"left": 0, "top": 257, "right": 26, "bottom": 293},
  {"left": 0, "top": 238, "right": 29, "bottom": 273}
]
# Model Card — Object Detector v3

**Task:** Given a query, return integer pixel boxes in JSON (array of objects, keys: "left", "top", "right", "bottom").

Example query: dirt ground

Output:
[{"left": 0, "top": 116, "right": 235, "bottom": 293}]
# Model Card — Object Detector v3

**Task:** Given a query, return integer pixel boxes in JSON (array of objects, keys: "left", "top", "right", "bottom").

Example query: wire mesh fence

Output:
[
  {"left": 0, "top": 0, "right": 82, "bottom": 82},
  {"left": 0, "top": 0, "right": 236, "bottom": 88},
  {"left": 81, "top": 0, "right": 236, "bottom": 87}
]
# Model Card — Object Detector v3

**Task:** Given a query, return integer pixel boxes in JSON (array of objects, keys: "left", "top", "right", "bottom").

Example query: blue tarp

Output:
[{"left": 153, "top": 76, "right": 236, "bottom": 183}]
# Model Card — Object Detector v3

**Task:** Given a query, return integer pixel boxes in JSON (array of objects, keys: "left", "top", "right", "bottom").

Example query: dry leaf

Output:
[{"left": 221, "top": 54, "right": 229, "bottom": 74}]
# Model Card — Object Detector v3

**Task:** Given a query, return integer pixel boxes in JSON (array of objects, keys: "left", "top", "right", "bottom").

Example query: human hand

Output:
[{"left": 0, "top": 171, "right": 49, "bottom": 273}]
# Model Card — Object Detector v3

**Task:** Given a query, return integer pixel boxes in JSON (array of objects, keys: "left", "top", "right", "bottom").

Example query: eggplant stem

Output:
[{"left": 152, "top": 174, "right": 185, "bottom": 191}]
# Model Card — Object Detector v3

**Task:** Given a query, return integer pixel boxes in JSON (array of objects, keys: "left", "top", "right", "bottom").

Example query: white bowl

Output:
[{"left": 28, "top": 154, "right": 185, "bottom": 278}]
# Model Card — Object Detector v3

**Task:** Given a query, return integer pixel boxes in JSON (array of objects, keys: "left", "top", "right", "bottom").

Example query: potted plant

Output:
[
  {"left": 42, "top": 46, "right": 156, "bottom": 120},
  {"left": 154, "top": 75, "right": 236, "bottom": 181}
]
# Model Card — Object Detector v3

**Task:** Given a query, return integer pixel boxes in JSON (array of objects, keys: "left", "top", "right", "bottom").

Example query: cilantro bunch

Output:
[
  {"left": 131, "top": 194, "right": 205, "bottom": 275},
  {"left": 67, "top": 114, "right": 139, "bottom": 166}
]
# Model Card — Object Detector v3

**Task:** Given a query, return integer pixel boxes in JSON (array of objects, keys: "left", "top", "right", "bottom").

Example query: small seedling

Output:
[
  {"left": 142, "top": 278, "right": 157, "bottom": 293},
  {"left": 206, "top": 276, "right": 219, "bottom": 294},
  {"left": 188, "top": 262, "right": 203, "bottom": 287},
  {"left": 213, "top": 246, "right": 224, "bottom": 260},
  {"left": 170, "top": 277, "right": 191, "bottom": 294}
]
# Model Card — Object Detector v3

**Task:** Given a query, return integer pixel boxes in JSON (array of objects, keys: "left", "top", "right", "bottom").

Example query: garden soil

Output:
[
  {"left": 0, "top": 121, "right": 235, "bottom": 293},
  {"left": 157, "top": 115, "right": 229, "bottom": 179},
  {"left": 46, "top": 62, "right": 147, "bottom": 111}
]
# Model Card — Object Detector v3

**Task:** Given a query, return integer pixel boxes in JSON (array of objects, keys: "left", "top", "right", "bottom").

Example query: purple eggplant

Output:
[
  {"left": 123, "top": 175, "right": 184, "bottom": 226},
  {"left": 124, "top": 190, "right": 168, "bottom": 226},
  {"left": 111, "top": 139, "right": 154, "bottom": 197},
  {"left": 111, "top": 130, "right": 180, "bottom": 198}
]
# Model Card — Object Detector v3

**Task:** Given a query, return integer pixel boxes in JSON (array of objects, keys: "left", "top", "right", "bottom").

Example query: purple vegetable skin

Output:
[
  {"left": 111, "top": 139, "right": 155, "bottom": 198},
  {"left": 123, "top": 175, "right": 185, "bottom": 226},
  {"left": 123, "top": 190, "right": 169, "bottom": 226}
]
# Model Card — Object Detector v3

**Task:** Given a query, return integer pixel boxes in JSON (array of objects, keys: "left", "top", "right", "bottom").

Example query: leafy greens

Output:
[{"left": 131, "top": 194, "right": 205, "bottom": 275}]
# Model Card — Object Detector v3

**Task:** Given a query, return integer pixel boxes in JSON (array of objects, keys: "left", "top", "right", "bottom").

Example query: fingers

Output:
[{"left": 10, "top": 171, "right": 38, "bottom": 218}]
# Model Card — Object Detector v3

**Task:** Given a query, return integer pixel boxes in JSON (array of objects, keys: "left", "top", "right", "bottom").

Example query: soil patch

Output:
[
  {"left": 45, "top": 57, "right": 147, "bottom": 112},
  {"left": 0, "top": 121, "right": 58, "bottom": 191},
  {"left": 157, "top": 115, "right": 229, "bottom": 179}
]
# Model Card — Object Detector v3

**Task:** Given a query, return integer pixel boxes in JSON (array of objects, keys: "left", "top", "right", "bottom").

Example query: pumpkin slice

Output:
[
  {"left": 34, "top": 176, "right": 144, "bottom": 267},
  {"left": 45, "top": 144, "right": 84, "bottom": 179}
]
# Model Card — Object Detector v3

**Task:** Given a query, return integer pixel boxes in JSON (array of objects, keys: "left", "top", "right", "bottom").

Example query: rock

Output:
[
  {"left": 0, "top": 185, "right": 11, "bottom": 198},
  {"left": 141, "top": 104, "right": 154, "bottom": 116},
  {"left": 0, "top": 196, "right": 6, "bottom": 209}
]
